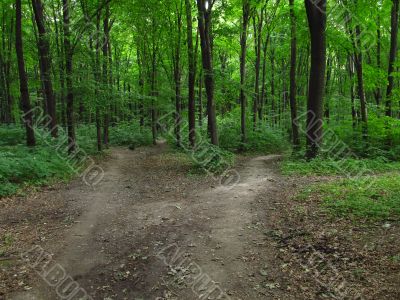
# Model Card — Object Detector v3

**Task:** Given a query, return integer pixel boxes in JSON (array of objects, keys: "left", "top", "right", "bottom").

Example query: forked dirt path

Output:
[{"left": 7, "top": 143, "right": 292, "bottom": 300}]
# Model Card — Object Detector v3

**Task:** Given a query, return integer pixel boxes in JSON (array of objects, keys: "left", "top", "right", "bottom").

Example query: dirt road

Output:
[{"left": 2, "top": 144, "right": 399, "bottom": 299}]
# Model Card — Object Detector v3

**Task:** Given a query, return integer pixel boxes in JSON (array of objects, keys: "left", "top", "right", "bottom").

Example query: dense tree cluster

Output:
[{"left": 1, "top": 0, "right": 399, "bottom": 158}]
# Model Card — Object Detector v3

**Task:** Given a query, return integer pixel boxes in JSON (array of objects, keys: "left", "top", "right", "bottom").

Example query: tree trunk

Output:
[
  {"left": 196, "top": 0, "right": 218, "bottom": 145},
  {"left": 260, "top": 33, "right": 270, "bottom": 122},
  {"left": 354, "top": 25, "right": 368, "bottom": 127},
  {"left": 186, "top": 0, "right": 196, "bottom": 147},
  {"left": 386, "top": 0, "right": 400, "bottom": 117},
  {"left": 240, "top": 0, "right": 250, "bottom": 146},
  {"left": 324, "top": 56, "right": 332, "bottom": 122},
  {"left": 305, "top": 0, "right": 327, "bottom": 159},
  {"left": 62, "top": 0, "right": 75, "bottom": 153},
  {"left": 375, "top": 15, "right": 382, "bottom": 106},
  {"left": 198, "top": 69, "right": 203, "bottom": 127},
  {"left": 103, "top": 3, "right": 110, "bottom": 146},
  {"left": 95, "top": 9, "right": 102, "bottom": 152},
  {"left": 270, "top": 47, "right": 276, "bottom": 125},
  {"left": 348, "top": 55, "right": 357, "bottom": 128},
  {"left": 51, "top": 0, "right": 66, "bottom": 127},
  {"left": 253, "top": 7, "right": 263, "bottom": 129},
  {"left": 173, "top": 6, "right": 183, "bottom": 147},
  {"left": 32, "top": 0, "right": 57, "bottom": 137},
  {"left": 289, "top": 0, "right": 300, "bottom": 148},
  {"left": 16, "top": 0, "right": 35, "bottom": 146}
]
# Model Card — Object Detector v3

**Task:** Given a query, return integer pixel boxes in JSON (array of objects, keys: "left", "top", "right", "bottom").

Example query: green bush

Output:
[
  {"left": 218, "top": 109, "right": 290, "bottom": 154},
  {"left": 108, "top": 122, "right": 153, "bottom": 147},
  {"left": 0, "top": 145, "right": 75, "bottom": 197},
  {"left": 323, "top": 113, "right": 400, "bottom": 160},
  {"left": 0, "top": 125, "right": 26, "bottom": 146}
]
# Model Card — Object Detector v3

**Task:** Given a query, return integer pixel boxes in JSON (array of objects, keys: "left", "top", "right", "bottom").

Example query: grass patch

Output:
[
  {"left": 301, "top": 174, "right": 400, "bottom": 221},
  {"left": 281, "top": 157, "right": 400, "bottom": 176}
]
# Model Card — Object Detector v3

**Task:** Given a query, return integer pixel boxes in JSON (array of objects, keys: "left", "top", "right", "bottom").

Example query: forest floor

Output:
[{"left": 0, "top": 142, "right": 399, "bottom": 299}]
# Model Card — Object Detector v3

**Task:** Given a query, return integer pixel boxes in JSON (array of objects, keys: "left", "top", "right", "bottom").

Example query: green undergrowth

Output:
[
  {"left": 282, "top": 117, "right": 400, "bottom": 221},
  {"left": 0, "top": 144, "right": 77, "bottom": 197},
  {"left": 166, "top": 133, "right": 235, "bottom": 175},
  {"left": 218, "top": 109, "right": 290, "bottom": 154},
  {"left": 282, "top": 156, "right": 400, "bottom": 176},
  {"left": 298, "top": 174, "right": 400, "bottom": 221},
  {"left": 0, "top": 123, "right": 153, "bottom": 197},
  {"left": 163, "top": 109, "right": 289, "bottom": 176}
]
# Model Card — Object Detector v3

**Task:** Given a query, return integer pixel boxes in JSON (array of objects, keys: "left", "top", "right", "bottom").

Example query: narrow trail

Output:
[{"left": 9, "top": 144, "right": 291, "bottom": 300}]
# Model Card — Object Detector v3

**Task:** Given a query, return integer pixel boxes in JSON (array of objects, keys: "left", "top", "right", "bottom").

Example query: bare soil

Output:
[{"left": 0, "top": 143, "right": 399, "bottom": 299}]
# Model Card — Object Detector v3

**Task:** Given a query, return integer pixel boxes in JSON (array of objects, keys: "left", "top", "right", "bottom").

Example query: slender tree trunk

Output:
[
  {"left": 354, "top": 26, "right": 368, "bottom": 128},
  {"left": 305, "top": 0, "right": 327, "bottom": 159},
  {"left": 240, "top": 0, "right": 250, "bottom": 146},
  {"left": 151, "top": 41, "right": 158, "bottom": 145},
  {"left": 197, "top": 0, "right": 218, "bottom": 145},
  {"left": 270, "top": 47, "right": 276, "bottom": 125},
  {"left": 324, "top": 56, "right": 332, "bottom": 122},
  {"left": 32, "top": 0, "right": 57, "bottom": 137},
  {"left": 253, "top": 8, "right": 263, "bottom": 130},
  {"left": 186, "top": 0, "right": 196, "bottom": 147},
  {"left": 173, "top": 7, "right": 183, "bottom": 147},
  {"left": 103, "top": 3, "right": 110, "bottom": 146},
  {"left": 51, "top": 0, "right": 66, "bottom": 127},
  {"left": 1, "top": 11, "right": 14, "bottom": 124},
  {"left": 260, "top": 33, "right": 270, "bottom": 122},
  {"left": 95, "top": 9, "right": 102, "bottom": 152},
  {"left": 348, "top": 54, "right": 357, "bottom": 128},
  {"left": 375, "top": 15, "right": 382, "bottom": 106},
  {"left": 289, "top": 0, "right": 300, "bottom": 148},
  {"left": 386, "top": 0, "right": 400, "bottom": 117},
  {"left": 198, "top": 69, "right": 203, "bottom": 127},
  {"left": 62, "top": 0, "right": 75, "bottom": 153},
  {"left": 16, "top": 0, "right": 35, "bottom": 146},
  {"left": 137, "top": 49, "right": 145, "bottom": 127}
]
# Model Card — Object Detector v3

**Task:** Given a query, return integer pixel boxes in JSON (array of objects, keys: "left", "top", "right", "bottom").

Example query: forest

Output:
[{"left": 1, "top": 0, "right": 400, "bottom": 299}]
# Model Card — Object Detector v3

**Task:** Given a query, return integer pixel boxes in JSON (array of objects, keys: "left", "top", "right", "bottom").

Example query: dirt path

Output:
[
  {"left": 3, "top": 143, "right": 292, "bottom": 300},
  {"left": 3, "top": 143, "right": 400, "bottom": 300}
]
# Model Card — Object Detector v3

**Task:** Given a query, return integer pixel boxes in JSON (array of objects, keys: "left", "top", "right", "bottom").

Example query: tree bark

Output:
[
  {"left": 289, "top": 0, "right": 300, "bottom": 148},
  {"left": 62, "top": 0, "right": 76, "bottom": 153},
  {"left": 173, "top": 5, "right": 183, "bottom": 147},
  {"left": 386, "top": 0, "right": 400, "bottom": 117},
  {"left": 253, "top": 7, "right": 263, "bottom": 129},
  {"left": 103, "top": 3, "right": 110, "bottom": 146},
  {"left": 196, "top": 0, "right": 218, "bottom": 145},
  {"left": 240, "top": 0, "right": 250, "bottom": 146},
  {"left": 348, "top": 54, "right": 357, "bottom": 128},
  {"left": 354, "top": 25, "right": 368, "bottom": 127},
  {"left": 186, "top": 0, "right": 196, "bottom": 147},
  {"left": 16, "top": 0, "right": 35, "bottom": 146},
  {"left": 198, "top": 69, "right": 203, "bottom": 127},
  {"left": 375, "top": 15, "right": 382, "bottom": 106},
  {"left": 32, "top": 0, "right": 57, "bottom": 137},
  {"left": 51, "top": 0, "right": 66, "bottom": 127},
  {"left": 305, "top": 0, "right": 327, "bottom": 159}
]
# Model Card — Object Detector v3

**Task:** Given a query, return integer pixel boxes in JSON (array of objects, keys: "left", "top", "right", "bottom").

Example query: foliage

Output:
[
  {"left": 164, "top": 125, "right": 235, "bottom": 175},
  {"left": 218, "top": 109, "right": 291, "bottom": 154},
  {"left": 0, "top": 145, "right": 76, "bottom": 197},
  {"left": 108, "top": 122, "right": 153, "bottom": 148},
  {"left": 0, "top": 123, "right": 153, "bottom": 197},
  {"left": 300, "top": 174, "right": 400, "bottom": 221},
  {"left": 282, "top": 157, "right": 400, "bottom": 176}
]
